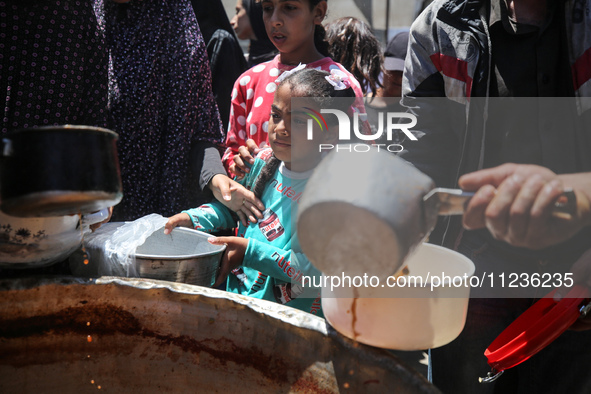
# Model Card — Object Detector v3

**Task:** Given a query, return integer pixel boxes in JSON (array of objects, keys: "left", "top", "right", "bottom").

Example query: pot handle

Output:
[{"left": 425, "top": 188, "right": 577, "bottom": 219}]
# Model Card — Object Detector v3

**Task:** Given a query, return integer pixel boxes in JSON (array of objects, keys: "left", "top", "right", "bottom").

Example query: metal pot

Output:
[
  {"left": 70, "top": 224, "right": 225, "bottom": 288},
  {"left": 0, "top": 125, "right": 122, "bottom": 217},
  {"left": 0, "top": 208, "right": 111, "bottom": 267},
  {"left": 134, "top": 227, "right": 225, "bottom": 287},
  {"left": 0, "top": 276, "right": 440, "bottom": 393},
  {"left": 298, "top": 147, "right": 434, "bottom": 280}
]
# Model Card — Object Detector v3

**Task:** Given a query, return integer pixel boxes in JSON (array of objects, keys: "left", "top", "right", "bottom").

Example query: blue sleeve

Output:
[
  {"left": 182, "top": 201, "right": 237, "bottom": 233},
  {"left": 242, "top": 238, "right": 321, "bottom": 284}
]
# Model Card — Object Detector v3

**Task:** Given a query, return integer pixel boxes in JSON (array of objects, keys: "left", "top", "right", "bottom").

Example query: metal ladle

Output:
[{"left": 297, "top": 147, "right": 576, "bottom": 279}]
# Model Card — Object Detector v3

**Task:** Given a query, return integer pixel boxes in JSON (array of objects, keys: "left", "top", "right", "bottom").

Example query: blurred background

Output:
[{"left": 220, "top": 0, "right": 432, "bottom": 49}]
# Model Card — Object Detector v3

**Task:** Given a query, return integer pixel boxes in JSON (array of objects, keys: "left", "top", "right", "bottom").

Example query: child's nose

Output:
[
  {"left": 277, "top": 120, "right": 288, "bottom": 135},
  {"left": 269, "top": 9, "right": 282, "bottom": 26}
]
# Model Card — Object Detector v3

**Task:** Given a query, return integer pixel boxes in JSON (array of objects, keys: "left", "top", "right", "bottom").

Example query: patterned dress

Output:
[
  {"left": 102, "top": 0, "right": 225, "bottom": 221},
  {"left": 0, "top": 1, "right": 109, "bottom": 133},
  {"left": 221, "top": 55, "right": 367, "bottom": 174}
]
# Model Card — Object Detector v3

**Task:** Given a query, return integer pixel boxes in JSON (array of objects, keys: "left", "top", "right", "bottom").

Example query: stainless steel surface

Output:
[
  {"left": 298, "top": 147, "right": 436, "bottom": 280},
  {"left": 0, "top": 276, "right": 440, "bottom": 393},
  {"left": 299, "top": 148, "right": 580, "bottom": 280},
  {"left": 423, "top": 188, "right": 578, "bottom": 218},
  {"left": 423, "top": 188, "right": 475, "bottom": 216},
  {"left": 71, "top": 225, "right": 225, "bottom": 287},
  {"left": 134, "top": 227, "right": 225, "bottom": 287},
  {"left": 0, "top": 125, "right": 122, "bottom": 217}
]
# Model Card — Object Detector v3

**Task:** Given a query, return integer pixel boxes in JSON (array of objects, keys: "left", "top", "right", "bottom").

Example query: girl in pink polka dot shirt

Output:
[{"left": 221, "top": 0, "right": 366, "bottom": 178}]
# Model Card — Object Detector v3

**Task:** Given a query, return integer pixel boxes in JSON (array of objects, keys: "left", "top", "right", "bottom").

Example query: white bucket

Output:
[{"left": 321, "top": 243, "right": 475, "bottom": 350}]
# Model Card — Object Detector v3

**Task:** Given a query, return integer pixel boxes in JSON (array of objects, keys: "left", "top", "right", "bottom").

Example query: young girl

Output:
[
  {"left": 221, "top": 0, "right": 366, "bottom": 178},
  {"left": 165, "top": 68, "right": 356, "bottom": 316},
  {"left": 231, "top": 0, "right": 278, "bottom": 67},
  {"left": 325, "top": 17, "right": 384, "bottom": 97}
]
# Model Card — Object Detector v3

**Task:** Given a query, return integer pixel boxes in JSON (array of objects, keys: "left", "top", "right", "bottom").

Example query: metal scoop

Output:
[
  {"left": 423, "top": 187, "right": 576, "bottom": 223},
  {"left": 298, "top": 147, "right": 578, "bottom": 279}
]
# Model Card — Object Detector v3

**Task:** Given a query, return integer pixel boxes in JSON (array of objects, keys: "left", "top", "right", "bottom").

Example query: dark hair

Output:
[
  {"left": 309, "top": 0, "right": 331, "bottom": 58},
  {"left": 325, "top": 17, "right": 383, "bottom": 96},
  {"left": 252, "top": 155, "right": 281, "bottom": 199},
  {"left": 243, "top": 0, "right": 279, "bottom": 66},
  {"left": 251, "top": 67, "right": 354, "bottom": 198},
  {"left": 259, "top": 0, "right": 331, "bottom": 58},
  {"left": 279, "top": 68, "right": 356, "bottom": 120}
]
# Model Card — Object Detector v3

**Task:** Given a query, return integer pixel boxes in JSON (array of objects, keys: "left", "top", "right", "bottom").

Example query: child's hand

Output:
[
  {"left": 209, "top": 174, "right": 265, "bottom": 226},
  {"left": 164, "top": 213, "right": 193, "bottom": 235},
  {"left": 209, "top": 236, "right": 249, "bottom": 287},
  {"left": 231, "top": 139, "right": 266, "bottom": 178}
]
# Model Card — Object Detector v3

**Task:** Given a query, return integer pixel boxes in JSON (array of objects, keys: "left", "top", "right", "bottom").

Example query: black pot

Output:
[{"left": 0, "top": 125, "right": 123, "bottom": 217}]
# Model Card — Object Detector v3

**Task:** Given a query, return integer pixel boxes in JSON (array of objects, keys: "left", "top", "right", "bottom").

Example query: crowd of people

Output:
[{"left": 2, "top": 0, "right": 591, "bottom": 393}]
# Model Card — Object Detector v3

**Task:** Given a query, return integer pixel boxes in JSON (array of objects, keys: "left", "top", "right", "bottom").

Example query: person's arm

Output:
[
  {"left": 191, "top": 141, "right": 226, "bottom": 193},
  {"left": 459, "top": 164, "right": 591, "bottom": 249},
  {"left": 206, "top": 29, "right": 247, "bottom": 133},
  {"left": 208, "top": 174, "right": 265, "bottom": 226},
  {"left": 191, "top": 141, "right": 264, "bottom": 226},
  {"left": 209, "top": 236, "right": 321, "bottom": 287},
  {"left": 242, "top": 239, "right": 321, "bottom": 283},
  {"left": 164, "top": 200, "right": 238, "bottom": 235},
  {"left": 398, "top": 14, "right": 465, "bottom": 188}
]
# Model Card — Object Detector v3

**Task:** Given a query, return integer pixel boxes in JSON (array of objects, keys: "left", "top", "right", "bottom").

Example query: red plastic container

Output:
[{"left": 485, "top": 285, "right": 590, "bottom": 375}]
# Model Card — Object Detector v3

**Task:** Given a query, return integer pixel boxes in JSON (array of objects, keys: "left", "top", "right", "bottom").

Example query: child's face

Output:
[
  {"left": 269, "top": 83, "right": 332, "bottom": 171},
  {"left": 261, "top": 0, "right": 326, "bottom": 61},
  {"left": 231, "top": 0, "right": 255, "bottom": 40}
]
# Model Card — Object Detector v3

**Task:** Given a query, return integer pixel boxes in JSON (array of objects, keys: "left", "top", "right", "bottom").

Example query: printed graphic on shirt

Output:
[
  {"left": 251, "top": 271, "right": 269, "bottom": 293},
  {"left": 268, "top": 179, "right": 303, "bottom": 203},
  {"left": 232, "top": 267, "right": 248, "bottom": 285},
  {"left": 273, "top": 282, "right": 304, "bottom": 304},
  {"left": 188, "top": 212, "right": 204, "bottom": 230},
  {"left": 258, "top": 208, "right": 284, "bottom": 241}
]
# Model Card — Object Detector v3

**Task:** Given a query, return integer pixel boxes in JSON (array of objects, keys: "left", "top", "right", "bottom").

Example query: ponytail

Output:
[{"left": 252, "top": 155, "right": 282, "bottom": 199}]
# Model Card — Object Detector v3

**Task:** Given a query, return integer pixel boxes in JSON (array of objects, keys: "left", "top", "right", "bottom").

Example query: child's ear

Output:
[{"left": 313, "top": 1, "right": 328, "bottom": 25}]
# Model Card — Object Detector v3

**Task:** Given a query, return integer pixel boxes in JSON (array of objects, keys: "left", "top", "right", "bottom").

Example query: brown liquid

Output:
[
  {"left": 393, "top": 265, "right": 409, "bottom": 279},
  {"left": 78, "top": 212, "right": 89, "bottom": 265},
  {"left": 350, "top": 288, "right": 360, "bottom": 343}
]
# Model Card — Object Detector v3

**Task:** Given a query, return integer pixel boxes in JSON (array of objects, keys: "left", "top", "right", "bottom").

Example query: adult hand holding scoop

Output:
[{"left": 297, "top": 147, "right": 576, "bottom": 279}]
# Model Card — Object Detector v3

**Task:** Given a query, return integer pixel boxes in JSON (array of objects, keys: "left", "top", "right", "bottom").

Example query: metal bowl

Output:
[
  {"left": 0, "top": 211, "right": 81, "bottom": 267},
  {"left": 133, "top": 227, "right": 225, "bottom": 287}
]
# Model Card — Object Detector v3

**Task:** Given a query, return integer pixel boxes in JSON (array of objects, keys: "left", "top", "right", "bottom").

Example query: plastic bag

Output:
[{"left": 71, "top": 214, "right": 168, "bottom": 277}]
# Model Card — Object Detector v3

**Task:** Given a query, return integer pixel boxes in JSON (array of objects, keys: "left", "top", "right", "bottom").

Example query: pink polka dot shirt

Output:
[{"left": 222, "top": 55, "right": 366, "bottom": 174}]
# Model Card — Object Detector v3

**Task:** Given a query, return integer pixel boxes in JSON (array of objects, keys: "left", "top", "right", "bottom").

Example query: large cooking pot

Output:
[
  {"left": 0, "top": 125, "right": 122, "bottom": 217},
  {"left": 0, "top": 277, "right": 440, "bottom": 393}
]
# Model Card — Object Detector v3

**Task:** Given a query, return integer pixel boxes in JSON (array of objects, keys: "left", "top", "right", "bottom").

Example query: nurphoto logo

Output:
[{"left": 305, "top": 108, "right": 418, "bottom": 153}]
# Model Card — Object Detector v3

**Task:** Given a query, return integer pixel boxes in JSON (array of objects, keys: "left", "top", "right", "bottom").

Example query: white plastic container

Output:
[{"left": 321, "top": 243, "right": 475, "bottom": 350}]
